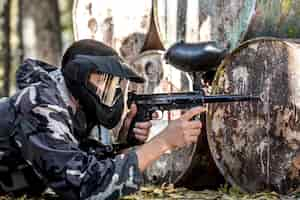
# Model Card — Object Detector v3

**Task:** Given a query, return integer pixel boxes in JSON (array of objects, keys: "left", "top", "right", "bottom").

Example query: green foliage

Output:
[{"left": 281, "top": 0, "right": 293, "bottom": 16}]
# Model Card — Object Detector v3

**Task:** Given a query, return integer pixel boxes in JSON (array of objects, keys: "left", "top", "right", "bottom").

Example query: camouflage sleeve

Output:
[{"left": 14, "top": 101, "right": 143, "bottom": 199}]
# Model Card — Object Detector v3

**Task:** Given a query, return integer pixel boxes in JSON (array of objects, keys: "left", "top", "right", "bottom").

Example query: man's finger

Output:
[
  {"left": 127, "top": 103, "right": 138, "bottom": 119},
  {"left": 186, "top": 134, "right": 199, "bottom": 143},
  {"left": 135, "top": 121, "right": 152, "bottom": 129},
  {"left": 181, "top": 106, "right": 206, "bottom": 121},
  {"left": 186, "top": 129, "right": 201, "bottom": 137},
  {"left": 133, "top": 128, "right": 149, "bottom": 136},
  {"left": 123, "top": 103, "right": 138, "bottom": 130},
  {"left": 185, "top": 120, "right": 202, "bottom": 129},
  {"left": 189, "top": 135, "right": 199, "bottom": 143},
  {"left": 134, "top": 135, "right": 148, "bottom": 142}
]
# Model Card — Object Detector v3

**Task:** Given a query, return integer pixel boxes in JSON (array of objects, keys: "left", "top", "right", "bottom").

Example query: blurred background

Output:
[
  {"left": 0, "top": 0, "right": 74, "bottom": 97},
  {"left": 2, "top": 1, "right": 300, "bottom": 198}
]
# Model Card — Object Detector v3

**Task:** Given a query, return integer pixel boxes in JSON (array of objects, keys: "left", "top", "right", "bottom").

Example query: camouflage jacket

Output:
[{"left": 1, "top": 59, "right": 142, "bottom": 199}]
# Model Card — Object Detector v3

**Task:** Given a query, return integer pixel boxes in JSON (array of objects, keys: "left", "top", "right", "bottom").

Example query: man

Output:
[{"left": 0, "top": 39, "right": 204, "bottom": 199}]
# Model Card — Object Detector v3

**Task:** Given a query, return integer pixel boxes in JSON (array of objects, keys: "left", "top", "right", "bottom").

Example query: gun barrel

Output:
[
  {"left": 202, "top": 95, "right": 260, "bottom": 103},
  {"left": 128, "top": 91, "right": 260, "bottom": 107}
]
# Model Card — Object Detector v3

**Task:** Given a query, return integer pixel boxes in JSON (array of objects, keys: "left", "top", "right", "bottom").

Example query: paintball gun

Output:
[
  {"left": 127, "top": 90, "right": 260, "bottom": 144},
  {"left": 125, "top": 40, "right": 260, "bottom": 145}
]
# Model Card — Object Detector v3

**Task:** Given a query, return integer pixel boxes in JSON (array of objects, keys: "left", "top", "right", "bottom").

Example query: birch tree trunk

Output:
[{"left": 176, "top": 0, "right": 187, "bottom": 41}]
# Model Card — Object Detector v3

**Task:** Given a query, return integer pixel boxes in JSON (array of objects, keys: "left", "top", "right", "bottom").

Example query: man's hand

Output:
[
  {"left": 122, "top": 103, "right": 152, "bottom": 143},
  {"left": 159, "top": 106, "right": 205, "bottom": 150},
  {"left": 136, "top": 106, "right": 206, "bottom": 172}
]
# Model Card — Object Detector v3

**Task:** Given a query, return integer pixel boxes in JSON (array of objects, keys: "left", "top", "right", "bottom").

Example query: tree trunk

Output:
[
  {"left": 176, "top": 0, "right": 187, "bottom": 41},
  {"left": 245, "top": 0, "right": 300, "bottom": 40},
  {"left": 17, "top": 0, "right": 24, "bottom": 64},
  {"left": 23, "top": 0, "right": 62, "bottom": 66},
  {"left": 2, "top": 0, "right": 11, "bottom": 96}
]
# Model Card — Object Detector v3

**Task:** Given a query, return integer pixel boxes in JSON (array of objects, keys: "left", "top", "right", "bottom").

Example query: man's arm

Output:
[{"left": 118, "top": 102, "right": 205, "bottom": 172}]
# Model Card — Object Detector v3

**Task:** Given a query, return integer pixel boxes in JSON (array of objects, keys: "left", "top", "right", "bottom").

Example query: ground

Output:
[{"left": 1, "top": 185, "right": 299, "bottom": 200}]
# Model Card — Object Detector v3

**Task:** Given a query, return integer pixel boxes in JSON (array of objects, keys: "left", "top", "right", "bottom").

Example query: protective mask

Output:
[{"left": 62, "top": 55, "right": 140, "bottom": 130}]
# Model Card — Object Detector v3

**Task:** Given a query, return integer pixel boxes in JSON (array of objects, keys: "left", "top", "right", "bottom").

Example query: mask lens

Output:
[
  {"left": 103, "top": 76, "right": 120, "bottom": 106},
  {"left": 91, "top": 73, "right": 128, "bottom": 107}
]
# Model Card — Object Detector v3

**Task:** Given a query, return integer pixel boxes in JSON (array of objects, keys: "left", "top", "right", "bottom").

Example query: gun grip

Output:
[{"left": 127, "top": 109, "right": 153, "bottom": 146}]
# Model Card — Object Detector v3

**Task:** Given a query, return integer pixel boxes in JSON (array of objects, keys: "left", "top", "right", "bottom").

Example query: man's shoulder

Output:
[{"left": 11, "top": 82, "right": 67, "bottom": 114}]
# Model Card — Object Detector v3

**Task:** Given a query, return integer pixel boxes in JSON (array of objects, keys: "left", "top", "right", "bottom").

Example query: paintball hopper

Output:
[{"left": 164, "top": 41, "right": 227, "bottom": 72}]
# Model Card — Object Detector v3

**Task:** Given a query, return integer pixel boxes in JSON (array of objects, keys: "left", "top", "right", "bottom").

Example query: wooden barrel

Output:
[
  {"left": 72, "top": 0, "right": 152, "bottom": 62},
  {"left": 155, "top": 0, "right": 300, "bottom": 50},
  {"left": 207, "top": 38, "right": 300, "bottom": 194},
  {"left": 130, "top": 50, "right": 224, "bottom": 189}
]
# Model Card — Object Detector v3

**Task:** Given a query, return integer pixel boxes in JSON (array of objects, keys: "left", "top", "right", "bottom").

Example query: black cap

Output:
[{"left": 73, "top": 54, "right": 145, "bottom": 83}]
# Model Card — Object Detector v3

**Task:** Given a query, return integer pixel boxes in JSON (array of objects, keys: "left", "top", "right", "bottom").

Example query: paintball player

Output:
[{"left": 0, "top": 39, "right": 204, "bottom": 199}]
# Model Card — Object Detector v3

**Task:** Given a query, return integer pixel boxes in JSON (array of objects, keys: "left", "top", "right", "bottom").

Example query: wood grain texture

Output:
[{"left": 207, "top": 38, "right": 300, "bottom": 194}]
